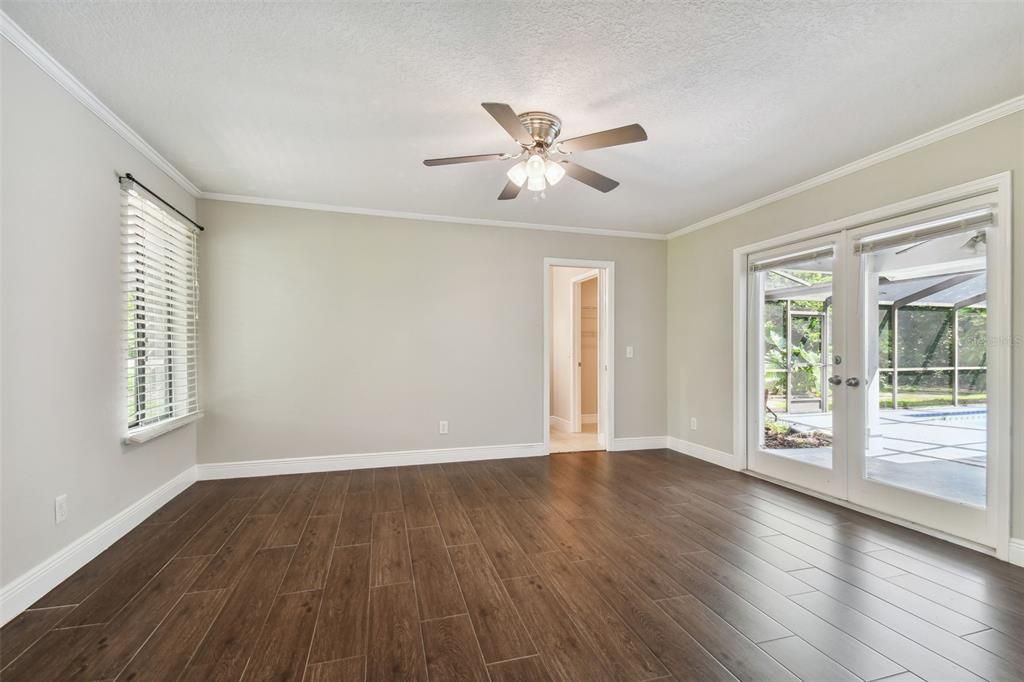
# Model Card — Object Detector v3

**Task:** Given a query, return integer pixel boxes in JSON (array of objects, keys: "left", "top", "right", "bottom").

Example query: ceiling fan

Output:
[{"left": 423, "top": 102, "right": 647, "bottom": 200}]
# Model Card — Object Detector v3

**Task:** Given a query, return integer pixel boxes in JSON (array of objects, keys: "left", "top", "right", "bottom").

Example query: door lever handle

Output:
[
  {"left": 828, "top": 375, "right": 842, "bottom": 386},
  {"left": 845, "top": 377, "right": 860, "bottom": 387}
]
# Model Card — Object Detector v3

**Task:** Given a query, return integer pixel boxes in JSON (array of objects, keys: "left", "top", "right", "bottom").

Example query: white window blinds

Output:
[{"left": 121, "top": 179, "right": 200, "bottom": 437}]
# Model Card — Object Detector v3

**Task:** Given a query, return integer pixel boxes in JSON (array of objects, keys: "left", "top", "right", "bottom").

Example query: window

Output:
[{"left": 121, "top": 179, "right": 200, "bottom": 439}]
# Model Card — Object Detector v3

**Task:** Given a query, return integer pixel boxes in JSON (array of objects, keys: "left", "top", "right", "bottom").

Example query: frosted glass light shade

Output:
[
  {"left": 506, "top": 161, "right": 528, "bottom": 187},
  {"left": 544, "top": 160, "right": 566, "bottom": 185},
  {"left": 527, "top": 175, "right": 546, "bottom": 191}
]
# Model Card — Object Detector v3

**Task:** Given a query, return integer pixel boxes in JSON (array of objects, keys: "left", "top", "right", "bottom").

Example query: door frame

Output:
[
  {"left": 571, "top": 269, "right": 600, "bottom": 433},
  {"left": 543, "top": 258, "right": 615, "bottom": 453},
  {"left": 732, "top": 172, "right": 1012, "bottom": 559}
]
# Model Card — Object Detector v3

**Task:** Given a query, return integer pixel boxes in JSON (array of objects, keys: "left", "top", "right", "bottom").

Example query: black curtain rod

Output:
[{"left": 119, "top": 172, "right": 205, "bottom": 231}]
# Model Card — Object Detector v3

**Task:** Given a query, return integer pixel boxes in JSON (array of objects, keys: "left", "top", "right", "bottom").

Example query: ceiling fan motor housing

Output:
[{"left": 517, "top": 111, "right": 562, "bottom": 148}]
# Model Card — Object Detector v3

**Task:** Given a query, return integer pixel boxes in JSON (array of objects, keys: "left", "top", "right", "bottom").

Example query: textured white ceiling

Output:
[{"left": 6, "top": 1, "right": 1023, "bottom": 234}]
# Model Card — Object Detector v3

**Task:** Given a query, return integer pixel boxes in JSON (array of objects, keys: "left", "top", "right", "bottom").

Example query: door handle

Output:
[
  {"left": 845, "top": 377, "right": 860, "bottom": 387},
  {"left": 827, "top": 375, "right": 842, "bottom": 386}
]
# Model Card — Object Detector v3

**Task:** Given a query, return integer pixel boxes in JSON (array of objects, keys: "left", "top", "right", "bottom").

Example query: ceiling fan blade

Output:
[
  {"left": 497, "top": 179, "right": 523, "bottom": 200},
  {"left": 557, "top": 123, "right": 647, "bottom": 153},
  {"left": 423, "top": 153, "right": 506, "bottom": 166},
  {"left": 481, "top": 102, "right": 535, "bottom": 146},
  {"left": 560, "top": 161, "right": 620, "bottom": 193}
]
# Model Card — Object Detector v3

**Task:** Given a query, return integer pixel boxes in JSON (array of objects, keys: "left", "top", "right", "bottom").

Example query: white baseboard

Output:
[
  {"left": 197, "top": 442, "right": 547, "bottom": 480},
  {"left": 667, "top": 436, "right": 742, "bottom": 470},
  {"left": 582, "top": 413, "right": 597, "bottom": 425},
  {"left": 549, "top": 416, "right": 571, "bottom": 433},
  {"left": 1009, "top": 538, "right": 1024, "bottom": 567},
  {"left": 608, "top": 436, "right": 667, "bottom": 451},
  {"left": 0, "top": 465, "right": 198, "bottom": 626}
]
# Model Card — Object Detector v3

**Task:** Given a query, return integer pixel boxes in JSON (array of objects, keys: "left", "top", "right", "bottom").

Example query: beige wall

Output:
[
  {"left": 1, "top": 41, "right": 198, "bottom": 584},
  {"left": 667, "top": 112, "right": 1024, "bottom": 533},
  {"left": 196, "top": 200, "right": 667, "bottom": 463}
]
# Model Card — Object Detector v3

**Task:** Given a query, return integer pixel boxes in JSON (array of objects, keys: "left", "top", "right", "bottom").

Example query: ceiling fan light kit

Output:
[{"left": 424, "top": 102, "right": 647, "bottom": 200}]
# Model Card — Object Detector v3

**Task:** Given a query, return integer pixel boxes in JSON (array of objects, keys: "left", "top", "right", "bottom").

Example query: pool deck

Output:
[{"left": 767, "top": 407, "right": 986, "bottom": 506}]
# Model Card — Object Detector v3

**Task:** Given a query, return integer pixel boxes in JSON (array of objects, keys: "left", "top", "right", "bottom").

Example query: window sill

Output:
[{"left": 123, "top": 412, "right": 204, "bottom": 445}]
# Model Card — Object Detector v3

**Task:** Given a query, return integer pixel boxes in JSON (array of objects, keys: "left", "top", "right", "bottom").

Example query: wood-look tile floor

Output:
[{"left": 3, "top": 449, "right": 1024, "bottom": 681}]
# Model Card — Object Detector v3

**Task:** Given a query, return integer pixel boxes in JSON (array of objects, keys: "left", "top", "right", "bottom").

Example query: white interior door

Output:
[{"left": 746, "top": 234, "right": 848, "bottom": 499}]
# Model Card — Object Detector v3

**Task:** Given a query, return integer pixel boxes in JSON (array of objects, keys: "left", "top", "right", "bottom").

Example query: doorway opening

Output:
[{"left": 544, "top": 260, "right": 613, "bottom": 454}]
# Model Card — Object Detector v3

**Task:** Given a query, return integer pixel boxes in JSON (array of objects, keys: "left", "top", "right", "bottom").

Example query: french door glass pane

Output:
[
  {"left": 759, "top": 251, "right": 834, "bottom": 469},
  {"left": 859, "top": 227, "right": 988, "bottom": 507}
]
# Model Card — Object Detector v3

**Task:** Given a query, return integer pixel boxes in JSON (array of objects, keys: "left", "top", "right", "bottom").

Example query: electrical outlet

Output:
[
  {"left": 626, "top": 345, "right": 634, "bottom": 359},
  {"left": 55, "top": 494, "right": 68, "bottom": 524},
  {"left": 439, "top": 420, "right": 449, "bottom": 435},
  {"left": 690, "top": 417, "right": 698, "bottom": 431}
]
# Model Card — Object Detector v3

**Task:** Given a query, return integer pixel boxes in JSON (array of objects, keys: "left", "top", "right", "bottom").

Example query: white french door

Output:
[{"left": 746, "top": 190, "right": 1009, "bottom": 552}]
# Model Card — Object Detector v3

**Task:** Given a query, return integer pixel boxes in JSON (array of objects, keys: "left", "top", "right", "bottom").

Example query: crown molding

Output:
[
  {"left": 198, "top": 192, "right": 669, "bottom": 240},
  {"left": 0, "top": 10, "right": 201, "bottom": 196},
  {"left": 668, "top": 94, "right": 1024, "bottom": 240}
]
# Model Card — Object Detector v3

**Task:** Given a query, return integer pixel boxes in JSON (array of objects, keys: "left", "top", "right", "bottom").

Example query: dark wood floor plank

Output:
[
  {"left": 793, "top": 567, "right": 1017, "bottom": 680},
  {"left": 264, "top": 473, "right": 326, "bottom": 548},
  {"left": 871, "top": 548, "right": 1024, "bottom": 612},
  {"left": 144, "top": 482, "right": 216, "bottom": 525},
  {"left": 0, "top": 605, "right": 74, "bottom": 671},
  {"left": 10, "top": 451, "right": 1024, "bottom": 682},
  {"left": 430, "top": 490, "right": 478, "bottom": 546},
  {"left": 683, "top": 550, "right": 903, "bottom": 681},
  {"left": 279, "top": 514, "right": 341, "bottom": 593},
  {"left": 964, "top": 627, "right": 1024, "bottom": 668},
  {"left": 516, "top": 498, "right": 604, "bottom": 560},
  {"left": 668, "top": 505, "right": 810, "bottom": 572},
  {"left": 178, "top": 497, "right": 257, "bottom": 557},
  {"left": 887, "top": 572, "right": 1024, "bottom": 637},
  {"left": 240, "top": 589, "right": 322, "bottom": 682},
  {"left": 336, "top": 490, "right": 373, "bottom": 546},
  {"left": 311, "top": 472, "right": 351, "bottom": 516},
  {"left": 407, "top": 526, "right": 466, "bottom": 620},
  {"left": 188, "top": 547, "right": 294, "bottom": 672},
  {"left": 626, "top": 534, "right": 790, "bottom": 644},
  {"left": 60, "top": 492, "right": 230, "bottom": 627},
  {"left": 29, "top": 521, "right": 166, "bottom": 609},
  {"left": 57, "top": 555, "right": 210, "bottom": 680},
  {"left": 574, "top": 557, "right": 737, "bottom": 681},
  {"left": 114, "top": 589, "right": 226, "bottom": 682},
  {"left": 530, "top": 550, "right": 668, "bottom": 680},
  {"left": 306, "top": 656, "right": 365, "bottom": 682},
  {"left": 486, "top": 655, "right": 554, "bottom": 682},
  {"left": 249, "top": 475, "right": 302, "bottom": 515},
  {"left": 0, "top": 623, "right": 102, "bottom": 682},
  {"left": 658, "top": 595, "right": 800, "bottom": 682},
  {"left": 447, "top": 543, "right": 534, "bottom": 663},
  {"left": 370, "top": 511, "right": 411, "bottom": 587},
  {"left": 762, "top": 526, "right": 904, "bottom": 578},
  {"left": 465, "top": 506, "right": 535, "bottom": 579},
  {"left": 309, "top": 544, "right": 370, "bottom": 664},
  {"left": 774, "top": 537, "right": 987, "bottom": 636},
  {"left": 366, "top": 582, "right": 427, "bottom": 682},
  {"left": 444, "top": 464, "right": 490, "bottom": 510},
  {"left": 489, "top": 498, "right": 562, "bottom": 554},
  {"left": 373, "top": 467, "right": 403, "bottom": 513},
  {"left": 503, "top": 574, "right": 619, "bottom": 682},
  {"left": 398, "top": 467, "right": 438, "bottom": 528},
  {"left": 792, "top": 590, "right": 985, "bottom": 682},
  {"left": 569, "top": 518, "right": 686, "bottom": 600},
  {"left": 660, "top": 515, "right": 812, "bottom": 597},
  {"left": 190, "top": 514, "right": 277, "bottom": 591},
  {"left": 758, "top": 635, "right": 860, "bottom": 682},
  {"left": 421, "top": 614, "right": 489, "bottom": 682}
]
